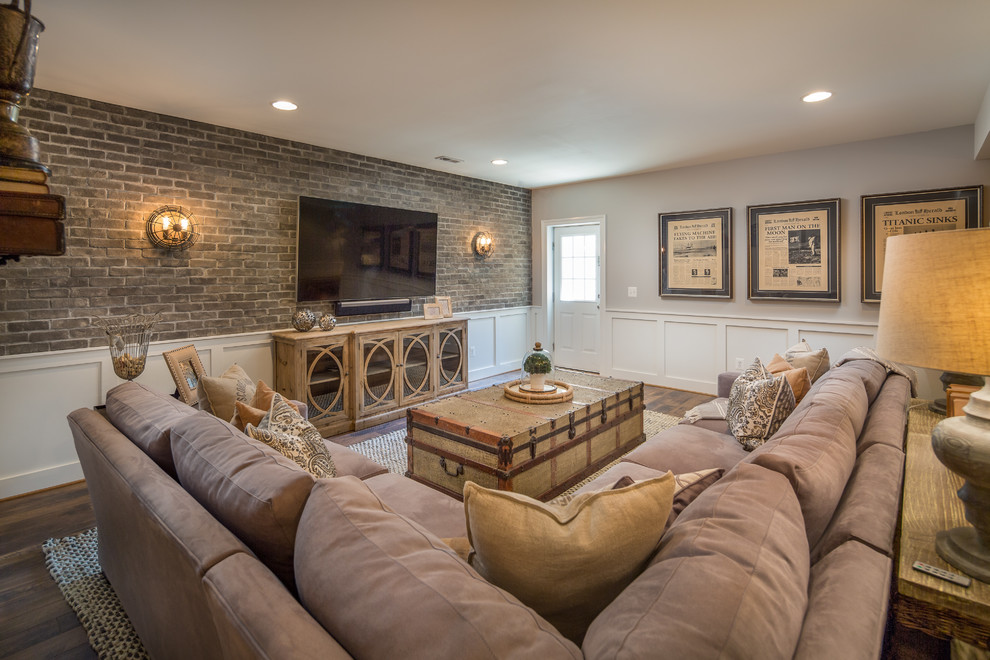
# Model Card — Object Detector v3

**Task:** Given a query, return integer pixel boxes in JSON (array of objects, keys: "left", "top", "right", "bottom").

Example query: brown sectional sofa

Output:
[{"left": 66, "top": 355, "right": 910, "bottom": 659}]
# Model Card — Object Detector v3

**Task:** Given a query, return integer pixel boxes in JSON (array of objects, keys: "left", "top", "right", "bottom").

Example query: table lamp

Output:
[{"left": 876, "top": 227, "right": 990, "bottom": 582}]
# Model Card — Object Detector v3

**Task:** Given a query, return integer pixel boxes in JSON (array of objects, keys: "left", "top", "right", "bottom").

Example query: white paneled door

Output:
[{"left": 552, "top": 224, "right": 600, "bottom": 372}]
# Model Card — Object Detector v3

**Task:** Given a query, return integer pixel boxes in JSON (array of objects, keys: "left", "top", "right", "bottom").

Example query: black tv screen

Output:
[{"left": 296, "top": 196, "right": 438, "bottom": 303}]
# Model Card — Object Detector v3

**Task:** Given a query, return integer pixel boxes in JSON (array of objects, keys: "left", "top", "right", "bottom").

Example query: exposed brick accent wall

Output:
[{"left": 0, "top": 89, "right": 531, "bottom": 356}]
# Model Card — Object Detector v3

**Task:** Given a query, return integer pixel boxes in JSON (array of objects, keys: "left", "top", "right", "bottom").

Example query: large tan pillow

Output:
[
  {"left": 197, "top": 364, "right": 256, "bottom": 421},
  {"left": 783, "top": 340, "right": 830, "bottom": 383},
  {"left": 463, "top": 473, "right": 675, "bottom": 644},
  {"left": 767, "top": 353, "right": 812, "bottom": 403}
]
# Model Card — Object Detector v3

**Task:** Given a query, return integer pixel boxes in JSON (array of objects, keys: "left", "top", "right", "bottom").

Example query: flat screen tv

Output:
[{"left": 296, "top": 196, "right": 438, "bottom": 309}]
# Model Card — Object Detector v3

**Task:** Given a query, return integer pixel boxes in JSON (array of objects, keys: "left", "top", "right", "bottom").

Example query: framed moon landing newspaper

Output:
[
  {"left": 659, "top": 207, "right": 732, "bottom": 298},
  {"left": 861, "top": 185, "right": 982, "bottom": 302},
  {"left": 747, "top": 198, "right": 840, "bottom": 302}
]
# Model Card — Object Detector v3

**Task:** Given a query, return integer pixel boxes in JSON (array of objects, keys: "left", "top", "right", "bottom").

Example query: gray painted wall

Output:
[{"left": 534, "top": 125, "right": 989, "bottom": 321}]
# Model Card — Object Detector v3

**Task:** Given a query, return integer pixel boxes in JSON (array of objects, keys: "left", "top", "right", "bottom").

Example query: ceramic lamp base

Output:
[{"left": 936, "top": 527, "right": 990, "bottom": 584}]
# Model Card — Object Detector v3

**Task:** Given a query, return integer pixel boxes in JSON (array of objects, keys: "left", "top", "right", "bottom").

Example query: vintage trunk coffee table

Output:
[{"left": 405, "top": 371, "right": 645, "bottom": 501}]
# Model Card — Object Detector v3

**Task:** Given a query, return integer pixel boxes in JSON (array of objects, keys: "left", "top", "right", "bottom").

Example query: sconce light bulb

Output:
[
  {"left": 179, "top": 216, "right": 189, "bottom": 231},
  {"left": 161, "top": 216, "right": 171, "bottom": 231}
]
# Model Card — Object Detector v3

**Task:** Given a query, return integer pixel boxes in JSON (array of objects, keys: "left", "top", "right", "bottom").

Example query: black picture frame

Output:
[
  {"left": 748, "top": 198, "right": 840, "bottom": 302},
  {"left": 659, "top": 207, "right": 732, "bottom": 298},
  {"left": 861, "top": 185, "right": 983, "bottom": 302}
]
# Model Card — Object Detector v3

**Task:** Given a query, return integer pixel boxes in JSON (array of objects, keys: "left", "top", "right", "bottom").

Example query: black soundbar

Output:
[{"left": 335, "top": 298, "right": 413, "bottom": 317}]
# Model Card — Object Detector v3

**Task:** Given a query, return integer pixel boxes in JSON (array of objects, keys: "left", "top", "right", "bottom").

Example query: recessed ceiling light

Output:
[
  {"left": 491, "top": 159, "right": 508, "bottom": 166},
  {"left": 272, "top": 100, "right": 298, "bottom": 111},
  {"left": 802, "top": 91, "right": 832, "bottom": 103}
]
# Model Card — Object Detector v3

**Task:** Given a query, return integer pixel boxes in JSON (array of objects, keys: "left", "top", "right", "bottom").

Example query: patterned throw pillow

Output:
[
  {"left": 245, "top": 394, "right": 336, "bottom": 478},
  {"left": 727, "top": 358, "right": 796, "bottom": 451}
]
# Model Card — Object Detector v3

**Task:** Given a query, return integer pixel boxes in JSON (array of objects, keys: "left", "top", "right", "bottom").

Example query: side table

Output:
[{"left": 895, "top": 402, "right": 990, "bottom": 648}]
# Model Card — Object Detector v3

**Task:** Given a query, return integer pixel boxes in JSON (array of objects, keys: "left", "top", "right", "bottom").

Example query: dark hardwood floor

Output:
[{"left": 0, "top": 378, "right": 711, "bottom": 659}]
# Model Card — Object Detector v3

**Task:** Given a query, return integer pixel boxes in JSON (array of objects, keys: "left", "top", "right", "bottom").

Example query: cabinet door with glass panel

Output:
[
  {"left": 304, "top": 338, "right": 351, "bottom": 435},
  {"left": 398, "top": 327, "right": 435, "bottom": 406},
  {"left": 436, "top": 321, "right": 467, "bottom": 394},
  {"left": 356, "top": 331, "right": 399, "bottom": 416}
]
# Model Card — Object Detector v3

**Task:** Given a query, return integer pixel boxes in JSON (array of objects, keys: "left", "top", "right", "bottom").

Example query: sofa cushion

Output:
[
  {"left": 171, "top": 413, "right": 315, "bottom": 588},
  {"left": 324, "top": 441, "right": 389, "bottom": 480},
  {"left": 363, "top": 472, "right": 467, "bottom": 538},
  {"left": 622, "top": 423, "right": 747, "bottom": 474},
  {"left": 744, "top": 366, "right": 868, "bottom": 547},
  {"left": 244, "top": 394, "right": 335, "bottom": 478},
  {"left": 784, "top": 340, "right": 830, "bottom": 383},
  {"left": 856, "top": 373, "right": 911, "bottom": 454},
  {"left": 203, "top": 553, "right": 352, "bottom": 660},
  {"left": 794, "top": 541, "right": 891, "bottom": 660},
  {"left": 727, "top": 359, "right": 796, "bottom": 451},
  {"left": 463, "top": 474, "right": 675, "bottom": 644},
  {"left": 104, "top": 380, "right": 198, "bottom": 477},
  {"left": 811, "top": 443, "right": 905, "bottom": 562},
  {"left": 828, "top": 357, "right": 888, "bottom": 405},
  {"left": 197, "top": 363, "right": 256, "bottom": 421},
  {"left": 295, "top": 477, "right": 582, "bottom": 659},
  {"left": 581, "top": 462, "right": 810, "bottom": 660}
]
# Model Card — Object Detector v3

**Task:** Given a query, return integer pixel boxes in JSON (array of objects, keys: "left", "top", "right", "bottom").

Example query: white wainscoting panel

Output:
[
  {"left": 796, "top": 329, "right": 875, "bottom": 361},
  {"left": 466, "top": 315, "right": 496, "bottom": 373},
  {"left": 461, "top": 307, "right": 534, "bottom": 380},
  {"left": 725, "top": 324, "right": 789, "bottom": 371},
  {"left": 664, "top": 321, "right": 718, "bottom": 391},
  {"left": 611, "top": 317, "right": 659, "bottom": 380}
]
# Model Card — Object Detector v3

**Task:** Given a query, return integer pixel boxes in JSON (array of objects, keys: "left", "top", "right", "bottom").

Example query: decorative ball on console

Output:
[
  {"left": 319, "top": 313, "right": 337, "bottom": 331},
  {"left": 291, "top": 309, "right": 316, "bottom": 332}
]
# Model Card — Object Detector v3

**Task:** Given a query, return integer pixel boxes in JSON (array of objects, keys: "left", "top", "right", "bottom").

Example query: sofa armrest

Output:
[{"left": 718, "top": 371, "right": 741, "bottom": 398}]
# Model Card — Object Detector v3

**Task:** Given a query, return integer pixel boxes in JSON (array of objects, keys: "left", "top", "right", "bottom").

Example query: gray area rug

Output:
[
  {"left": 45, "top": 409, "right": 680, "bottom": 658},
  {"left": 42, "top": 528, "right": 149, "bottom": 659}
]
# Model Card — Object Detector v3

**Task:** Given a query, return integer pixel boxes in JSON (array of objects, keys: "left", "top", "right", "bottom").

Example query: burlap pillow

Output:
[
  {"left": 197, "top": 364, "right": 256, "bottom": 421},
  {"left": 783, "top": 341, "right": 830, "bottom": 383},
  {"left": 463, "top": 473, "right": 675, "bottom": 644},
  {"left": 727, "top": 358, "right": 796, "bottom": 451},
  {"left": 766, "top": 353, "right": 812, "bottom": 403}
]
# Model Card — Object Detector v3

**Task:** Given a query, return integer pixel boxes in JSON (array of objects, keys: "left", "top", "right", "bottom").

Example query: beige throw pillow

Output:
[
  {"left": 244, "top": 394, "right": 335, "bottom": 478},
  {"left": 463, "top": 473, "right": 675, "bottom": 644},
  {"left": 783, "top": 340, "right": 830, "bottom": 383},
  {"left": 197, "top": 363, "right": 256, "bottom": 421},
  {"left": 766, "top": 354, "right": 812, "bottom": 404}
]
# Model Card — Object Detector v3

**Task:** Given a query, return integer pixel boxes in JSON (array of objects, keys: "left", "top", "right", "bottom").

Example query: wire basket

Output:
[{"left": 94, "top": 312, "right": 161, "bottom": 381}]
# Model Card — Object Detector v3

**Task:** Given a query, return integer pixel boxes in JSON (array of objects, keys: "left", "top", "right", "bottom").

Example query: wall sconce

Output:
[
  {"left": 146, "top": 205, "right": 198, "bottom": 250},
  {"left": 472, "top": 231, "right": 494, "bottom": 259}
]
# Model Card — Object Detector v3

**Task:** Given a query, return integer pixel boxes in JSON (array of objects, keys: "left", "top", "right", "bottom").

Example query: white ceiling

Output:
[{"left": 31, "top": 0, "right": 990, "bottom": 189}]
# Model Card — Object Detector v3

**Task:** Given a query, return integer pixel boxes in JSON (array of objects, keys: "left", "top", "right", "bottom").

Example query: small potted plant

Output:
[{"left": 522, "top": 342, "right": 554, "bottom": 392}]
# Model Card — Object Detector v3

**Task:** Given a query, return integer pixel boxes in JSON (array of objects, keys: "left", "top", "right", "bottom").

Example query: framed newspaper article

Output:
[
  {"left": 747, "top": 198, "right": 840, "bottom": 301},
  {"left": 659, "top": 207, "right": 732, "bottom": 298},
  {"left": 861, "top": 185, "right": 983, "bottom": 302}
]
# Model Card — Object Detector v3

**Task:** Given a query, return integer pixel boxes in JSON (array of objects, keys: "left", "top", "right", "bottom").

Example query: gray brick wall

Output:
[{"left": 0, "top": 90, "right": 532, "bottom": 356}]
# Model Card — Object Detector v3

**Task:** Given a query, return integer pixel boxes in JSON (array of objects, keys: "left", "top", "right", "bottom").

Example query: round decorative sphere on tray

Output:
[{"left": 503, "top": 379, "right": 573, "bottom": 404}]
